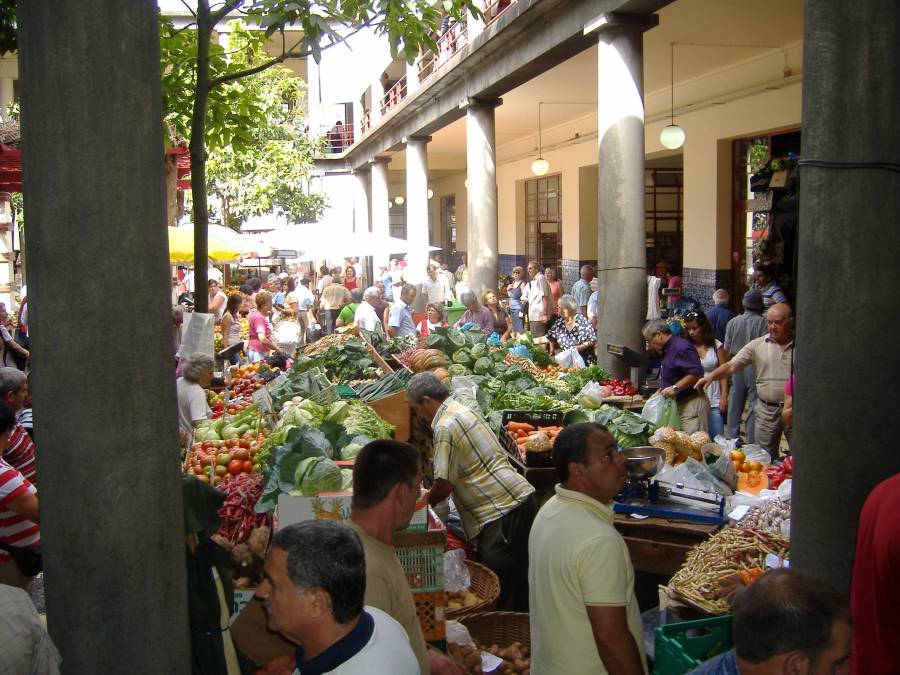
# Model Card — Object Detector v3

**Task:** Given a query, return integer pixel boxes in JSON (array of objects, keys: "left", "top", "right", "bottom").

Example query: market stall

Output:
[{"left": 179, "top": 322, "right": 795, "bottom": 674}]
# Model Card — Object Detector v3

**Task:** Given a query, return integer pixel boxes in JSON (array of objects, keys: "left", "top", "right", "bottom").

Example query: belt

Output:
[{"left": 759, "top": 398, "right": 784, "bottom": 407}]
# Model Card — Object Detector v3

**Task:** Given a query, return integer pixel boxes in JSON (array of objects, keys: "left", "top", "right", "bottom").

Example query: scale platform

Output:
[{"left": 613, "top": 479, "right": 728, "bottom": 526}]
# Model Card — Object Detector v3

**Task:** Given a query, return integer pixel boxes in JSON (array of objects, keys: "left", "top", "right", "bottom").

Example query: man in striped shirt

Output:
[
  {"left": 0, "top": 401, "right": 40, "bottom": 590},
  {"left": 407, "top": 372, "right": 537, "bottom": 612},
  {"left": 0, "top": 368, "right": 35, "bottom": 483}
]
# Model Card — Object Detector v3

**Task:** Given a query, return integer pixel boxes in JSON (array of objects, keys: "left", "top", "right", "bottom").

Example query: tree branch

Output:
[
  {"left": 178, "top": 0, "right": 197, "bottom": 18},
  {"left": 211, "top": 0, "right": 246, "bottom": 24}
]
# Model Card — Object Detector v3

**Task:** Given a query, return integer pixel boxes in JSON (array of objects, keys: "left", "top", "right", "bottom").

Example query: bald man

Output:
[{"left": 697, "top": 303, "right": 794, "bottom": 458}]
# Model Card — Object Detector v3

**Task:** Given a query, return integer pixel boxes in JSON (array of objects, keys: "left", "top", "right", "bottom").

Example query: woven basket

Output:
[
  {"left": 459, "top": 611, "right": 531, "bottom": 650},
  {"left": 446, "top": 560, "right": 500, "bottom": 620}
]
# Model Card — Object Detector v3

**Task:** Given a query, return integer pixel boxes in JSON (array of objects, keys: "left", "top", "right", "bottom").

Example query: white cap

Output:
[{"left": 590, "top": 278, "right": 599, "bottom": 292}]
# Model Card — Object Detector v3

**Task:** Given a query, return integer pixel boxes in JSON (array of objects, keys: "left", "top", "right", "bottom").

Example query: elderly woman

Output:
[
  {"left": 336, "top": 287, "right": 365, "bottom": 327},
  {"left": 177, "top": 352, "right": 213, "bottom": 438},
  {"left": 417, "top": 302, "right": 448, "bottom": 337},
  {"left": 454, "top": 290, "right": 494, "bottom": 333},
  {"left": 482, "top": 289, "right": 512, "bottom": 342},
  {"left": 247, "top": 291, "right": 278, "bottom": 362},
  {"left": 546, "top": 294, "right": 597, "bottom": 364}
]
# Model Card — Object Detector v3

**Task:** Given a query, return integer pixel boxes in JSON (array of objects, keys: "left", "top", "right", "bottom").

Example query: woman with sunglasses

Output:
[
  {"left": 684, "top": 310, "right": 729, "bottom": 438},
  {"left": 505, "top": 266, "right": 526, "bottom": 333}
]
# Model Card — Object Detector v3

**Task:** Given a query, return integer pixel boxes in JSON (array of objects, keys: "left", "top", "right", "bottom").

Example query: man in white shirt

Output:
[
  {"left": 529, "top": 423, "right": 647, "bottom": 675},
  {"left": 354, "top": 287, "right": 384, "bottom": 334},
  {"left": 587, "top": 278, "right": 600, "bottom": 329},
  {"left": 525, "top": 260, "right": 552, "bottom": 337},
  {"left": 256, "top": 521, "right": 419, "bottom": 675},
  {"left": 422, "top": 265, "right": 452, "bottom": 305}
]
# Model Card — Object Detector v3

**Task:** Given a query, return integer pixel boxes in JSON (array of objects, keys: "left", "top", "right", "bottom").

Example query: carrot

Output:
[{"left": 506, "top": 422, "right": 536, "bottom": 433}]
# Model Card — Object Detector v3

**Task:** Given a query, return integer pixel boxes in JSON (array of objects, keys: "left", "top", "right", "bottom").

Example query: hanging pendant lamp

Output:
[{"left": 660, "top": 43, "right": 685, "bottom": 150}]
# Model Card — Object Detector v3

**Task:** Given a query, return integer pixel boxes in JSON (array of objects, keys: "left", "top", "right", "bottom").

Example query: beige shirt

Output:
[
  {"left": 730, "top": 334, "right": 793, "bottom": 402},
  {"left": 528, "top": 486, "right": 647, "bottom": 675},
  {"left": 348, "top": 521, "right": 430, "bottom": 675},
  {"left": 322, "top": 283, "right": 351, "bottom": 310}
]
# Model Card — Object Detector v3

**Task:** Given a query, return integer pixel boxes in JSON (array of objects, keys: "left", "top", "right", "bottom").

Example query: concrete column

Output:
[
  {"left": 405, "top": 136, "right": 431, "bottom": 310},
  {"left": 406, "top": 59, "right": 420, "bottom": 96},
  {"left": 594, "top": 20, "right": 651, "bottom": 376},
  {"left": 370, "top": 157, "right": 391, "bottom": 270},
  {"left": 792, "top": 1, "right": 900, "bottom": 592},
  {"left": 0, "top": 77, "right": 13, "bottom": 119},
  {"left": 468, "top": 1, "right": 486, "bottom": 40},
  {"left": 353, "top": 169, "right": 371, "bottom": 234},
  {"left": 466, "top": 98, "right": 501, "bottom": 297},
  {"left": 371, "top": 77, "right": 385, "bottom": 123},
  {"left": 18, "top": 1, "right": 190, "bottom": 673}
]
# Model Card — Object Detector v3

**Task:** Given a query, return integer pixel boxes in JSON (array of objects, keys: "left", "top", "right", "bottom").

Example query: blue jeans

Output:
[
  {"left": 727, "top": 366, "right": 758, "bottom": 442},
  {"left": 708, "top": 406, "right": 725, "bottom": 440}
]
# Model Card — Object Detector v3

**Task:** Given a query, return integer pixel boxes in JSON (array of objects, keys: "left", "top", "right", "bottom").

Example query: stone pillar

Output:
[
  {"left": 792, "top": 0, "right": 900, "bottom": 592},
  {"left": 353, "top": 168, "right": 370, "bottom": 234},
  {"left": 405, "top": 59, "right": 420, "bottom": 96},
  {"left": 406, "top": 136, "right": 431, "bottom": 310},
  {"left": 468, "top": 1, "right": 486, "bottom": 40},
  {"left": 18, "top": 1, "right": 190, "bottom": 673},
  {"left": 370, "top": 157, "right": 391, "bottom": 270},
  {"left": 0, "top": 77, "right": 13, "bottom": 119},
  {"left": 593, "top": 17, "right": 654, "bottom": 376},
  {"left": 466, "top": 98, "right": 501, "bottom": 297},
  {"left": 371, "top": 77, "right": 385, "bottom": 124}
]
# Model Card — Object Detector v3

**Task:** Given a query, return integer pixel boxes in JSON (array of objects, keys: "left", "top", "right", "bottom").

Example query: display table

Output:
[{"left": 613, "top": 514, "right": 719, "bottom": 577}]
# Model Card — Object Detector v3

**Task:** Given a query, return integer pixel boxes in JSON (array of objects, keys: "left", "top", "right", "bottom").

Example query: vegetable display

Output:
[
  {"left": 354, "top": 368, "right": 412, "bottom": 401},
  {"left": 668, "top": 528, "right": 790, "bottom": 614},
  {"left": 567, "top": 405, "right": 655, "bottom": 449},
  {"left": 294, "top": 338, "right": 380, "bottom": 383},
  {"left": 733, "top": 498, "right": 791, "bottom": 538},
  {"left": 215, "top": 473, "right": 269, "bottom": 545}
]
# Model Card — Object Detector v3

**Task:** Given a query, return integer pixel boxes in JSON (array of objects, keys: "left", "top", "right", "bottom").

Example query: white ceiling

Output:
[{"left": 387, "top": 0, "right": 803, "bottom": 171}]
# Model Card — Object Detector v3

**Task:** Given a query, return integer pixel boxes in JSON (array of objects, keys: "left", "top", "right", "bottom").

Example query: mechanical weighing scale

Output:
[{"left": 613, "top": 447, "right": 728, "bottom": 526}]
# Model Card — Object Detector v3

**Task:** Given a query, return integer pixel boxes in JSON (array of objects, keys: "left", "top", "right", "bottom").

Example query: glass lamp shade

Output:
[
  {"left": 659, "top": 124, "right": 685, "bottom": 150},
  {"left": 531, "top": 157, "right": 550, "bottom": 176},
  {"left": 388, "top": 199, "right": 394, "bottom": 208},
  {"left": 394, "top": 195, "right": 405, "bottom": 205},
  {"left": 427, "top": 188, "right": 434, "bottom": 199}
]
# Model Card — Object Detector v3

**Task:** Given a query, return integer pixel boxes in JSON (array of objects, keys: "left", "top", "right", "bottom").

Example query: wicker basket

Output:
[
  {"left": 459, "top": 611, "right": 531, "bottom": 650},
  {"left": 445, "top": 560, "right": 500, "bottom": 620}
]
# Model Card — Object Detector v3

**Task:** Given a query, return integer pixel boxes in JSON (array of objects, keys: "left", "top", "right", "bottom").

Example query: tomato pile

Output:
[
  {"left": 600, "top": 377, "right": 638, "bottom": 396},
  {"left": 185, "top": 433, "right": 267, "bottom": 485}
]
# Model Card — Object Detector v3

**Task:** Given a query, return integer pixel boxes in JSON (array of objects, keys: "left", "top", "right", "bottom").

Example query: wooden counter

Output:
[{"left": 614, "top": 514, "right": 719, "bottom": 577}]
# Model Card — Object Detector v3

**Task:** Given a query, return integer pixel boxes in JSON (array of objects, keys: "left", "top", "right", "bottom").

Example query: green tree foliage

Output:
[{"left": 165, "top": 0, "right": 480, "bottom": 311}]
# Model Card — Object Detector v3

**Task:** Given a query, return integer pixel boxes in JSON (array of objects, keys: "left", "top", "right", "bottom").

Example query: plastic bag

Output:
[
  {"left": 656, "top": 457, "right": 733, "bottom": 496},
  {"left": 177, "top": 311, "right": 216, "bottom": 359},
  {"left": 641, "top": 391, "right": 681, "bottom": 429},
  {"left": 554, "top": 347, "right": 586, "bottom": 369},
  {"left": 577, "top": 381, "right": 611, "bottom": 410},
  {"left": 741, "top": 444, "right": 772, "bottom": 466},
  {"left": 443, "top": 549, "right": 471, "bottom": 593},
  {"left": 702, "top": 440, "right": 739, "bottom": 489},
  {"left": 446, "top": 621, "right": 476, "bottom": 648}
]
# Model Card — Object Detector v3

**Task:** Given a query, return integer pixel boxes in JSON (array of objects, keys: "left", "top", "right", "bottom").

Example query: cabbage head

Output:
[{"left": 296, "top": 457, "right": 344, "bottom": 497}]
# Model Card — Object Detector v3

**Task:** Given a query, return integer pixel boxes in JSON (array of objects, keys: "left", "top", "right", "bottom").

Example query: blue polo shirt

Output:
[
  {"left": 388, "top": 298, "right": 416, "bottom": 337},
  {"left": 688, "top": 649, "right": 740, "bottom": 675},
  {"left": 707, "top": 304, "right": 735, "bottom": 343}
]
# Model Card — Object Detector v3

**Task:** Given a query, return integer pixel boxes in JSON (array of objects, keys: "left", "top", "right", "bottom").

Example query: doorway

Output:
[{"left": 525, "top": 174, "right": 561, "bottom": 268}]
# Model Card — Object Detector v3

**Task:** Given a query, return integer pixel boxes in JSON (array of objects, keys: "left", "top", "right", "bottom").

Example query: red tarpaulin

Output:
[{"left": 0, "top": 144, "right": 191, "bottom": 193}]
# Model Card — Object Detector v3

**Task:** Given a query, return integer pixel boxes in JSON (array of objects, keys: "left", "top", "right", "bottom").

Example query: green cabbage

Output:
[
  {"left": 448, "top": 364, "right": 470, "bottom": 377},
  {"left": 280, "top": 406, "right": 315, "bottom": 428},
  {"left": 340, "top": 468, "right": 354, "bottom": 491},
  {"left": 452, "top": 350, "right": 472, "bottom": 365},
  {"left": 295, "top": 456, "right": 344, "bottom": 496},
  {"left": 470, "top": 343, "right": 488, "bottom": 358},
  {"left": 473, "top": 357, "right": 493, "bottom": 375}
]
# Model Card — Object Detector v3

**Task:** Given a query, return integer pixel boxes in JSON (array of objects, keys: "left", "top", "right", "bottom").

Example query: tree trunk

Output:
[{"left": 191, "top": 2, "right": 213, "bottom": 312}]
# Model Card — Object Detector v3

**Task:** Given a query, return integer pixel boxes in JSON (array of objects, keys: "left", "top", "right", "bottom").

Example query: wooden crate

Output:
[
  {"left": 413, "top": 590, "right": 446, "bottom": 642},
  {"left": 369, "top": 390, "right": 411, "bottom": 442}
]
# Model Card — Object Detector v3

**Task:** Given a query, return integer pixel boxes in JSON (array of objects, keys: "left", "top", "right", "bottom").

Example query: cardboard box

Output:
[
  {"left": 275, "top": 492, "right": 354, "bottom": 529},
  {"left": 231, "top": 588, "right": 257, "bottom": 624}
]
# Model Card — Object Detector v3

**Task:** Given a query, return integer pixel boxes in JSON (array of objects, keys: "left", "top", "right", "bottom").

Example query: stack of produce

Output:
[
  {"left": 354, "top": 368, "right": 413, "bottom": 401},
  {"left": 565, "top": 405, "right": 656, "bottom": 449},
  {"left": 730, "top": 448, "right": 769, "bottom": 493},
  {"left": 765, "top": 456, "right": 793, "bottom": 488},
  {"left": 668, "top": 528, "right": 790, "bottom": 614},
  {"left": 295, "top": 337, "right": 380, "bottom": 383},
  {"left": 732, "top": 498, "right": 791, "bottom": 538},
  {"left": 448, "top": 641, "right": 531, "bottom": 675},
  {"left": 649, "top": 427, "right": 710, "bottom": 464},
  {"left": 301, "top": 332, "right": 355, "bottom": 356},
  {"left": 504, "top": 421, "right": 559, "bottom": 461},
  {"left": 192, "top": 404, "right": 263, "bottom": 442},
  {"left": 184, "top": 428, "right": 269, "bottom": 485}
]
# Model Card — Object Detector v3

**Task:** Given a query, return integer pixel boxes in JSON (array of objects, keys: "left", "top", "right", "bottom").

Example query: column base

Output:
[
  {"left": 560, "top": 259, "right": 597, "bottom": 291},
  {"left": 682, "top": 268, "right": 733, "bottom": 309}
]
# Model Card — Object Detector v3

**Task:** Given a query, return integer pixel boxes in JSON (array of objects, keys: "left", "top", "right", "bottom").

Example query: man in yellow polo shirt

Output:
[
  {"left": 529, "top": 423, "right": 647, "bottom": 675},
  {"left": 407, "top": 372, "right": 537, "bottom": 612}
]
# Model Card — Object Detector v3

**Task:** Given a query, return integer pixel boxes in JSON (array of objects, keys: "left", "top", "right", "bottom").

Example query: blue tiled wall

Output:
[
  {"left": 498, "top": 254, "right": 526, "bottom": 278},
  {"left": 682, "top": 268, "right": 733, "bottom": 310}
]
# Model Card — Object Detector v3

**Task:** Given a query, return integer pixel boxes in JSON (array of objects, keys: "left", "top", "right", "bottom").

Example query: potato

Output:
[{"left": 513, "top": 659, "right": 528, "bottom": 672}]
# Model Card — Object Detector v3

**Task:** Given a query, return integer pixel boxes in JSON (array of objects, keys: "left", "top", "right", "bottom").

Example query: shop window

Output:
[
  {"left": 645, "top": 169, "right": 683, "bottom": 273},
  {"left": 441, "top": 195, "right": 457, "bottom": 260},
  {"left": 389, "top": 202, "right": 405, "bottom": 239},
  {"left": 525, "top": 174, "right": 561, "bottom": 269}
]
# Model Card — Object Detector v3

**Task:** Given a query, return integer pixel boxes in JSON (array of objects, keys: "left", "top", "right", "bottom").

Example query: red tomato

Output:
[
  {"left": 233, "top": 449, "right": 250, "bottom": 461},
  {"left": 243, "top": 460, "right": 253, "bottom": 473},
  {"left": 227, "top": 459, "right": 244, "bottom": 476},
  {"left": 238, "top": 439, "right": 251, "bottom": 449}
]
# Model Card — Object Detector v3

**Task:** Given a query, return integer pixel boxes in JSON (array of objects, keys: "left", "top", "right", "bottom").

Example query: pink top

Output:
[
  {"left": 784, "top": 373, "right": 794, "bottom": 396},
  {"left": 247, "top": 310, "right": 270, "bottom": 353}
]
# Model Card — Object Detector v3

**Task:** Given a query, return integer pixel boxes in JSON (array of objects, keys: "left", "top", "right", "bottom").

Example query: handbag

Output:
[{"left": 0, "top": 540, "right": 43, "bottom": 577}]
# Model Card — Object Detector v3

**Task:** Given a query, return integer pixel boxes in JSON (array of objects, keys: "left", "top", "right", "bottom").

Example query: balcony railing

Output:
[
  {"left": 322, "top": 123, "right": 354, "bottom": 154},
  {"left": 380, "top": 74, "right": 408, "bottom": 116},
  {"left": 418, "top": 19, "right": 469, "bottom": 84},
  {"left": 484, "top": 0, "right": 516, "bottom": 26}
]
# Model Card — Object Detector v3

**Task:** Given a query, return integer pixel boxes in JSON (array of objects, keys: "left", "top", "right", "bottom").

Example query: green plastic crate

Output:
[
  {"left": 654, "top": 615, "right": 732, "bottom": 675},
  {"left": 335, "top": 384, "right": 359, "bottom": 399},
  {"left": 395, "top": 542, "right": 444, "bottom": 592}
]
